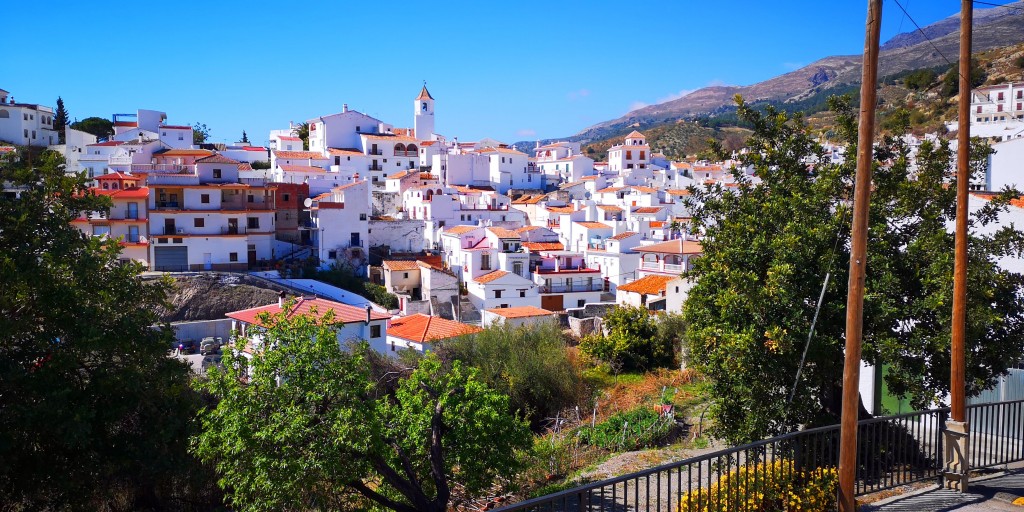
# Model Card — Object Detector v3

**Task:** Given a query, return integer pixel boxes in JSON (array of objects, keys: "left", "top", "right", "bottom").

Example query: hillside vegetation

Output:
[{"left": 582, "top": 122, "right": 751, "bottom": 162}]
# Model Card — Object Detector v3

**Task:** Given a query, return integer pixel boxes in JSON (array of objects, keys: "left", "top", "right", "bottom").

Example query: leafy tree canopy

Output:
[
  {"left": 193, "top": 122, "right": 211, "bottom": 145},
  {"left": 69, "top": 116, "right": 113, "bottom": 140},
  {"left": 0, "top": 148, "right": 215, "bottom": 509},
  {"left": 293, "top": 122, "right": 310, "bottom": 150},
  {"left": 580, "top": 305, "right": 678, "bottom": 372},
  {"left": 683, "top": 96, "right": 1024, "bottom": 444},
  {"left": 194, "top": 310, "right": 532, "bottom": 512},
  {"left": 54, "top": 97, "right": 69, "bottom": 144}
]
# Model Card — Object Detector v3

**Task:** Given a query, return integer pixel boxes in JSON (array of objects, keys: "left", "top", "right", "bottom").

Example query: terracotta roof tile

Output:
[
  {"left": 609, "top": 231, "right": 639, "bottom": 241},
  {"left": 486, "top": 227, "right": 520, "bottom": 239},
  {"left": 625, "top": 130, "right": 645, "bottom": 139},
  {"left": 327, "top": 147, "right": 364, "bottom": 156},
  {"left": 522, "top": 241, "right": 564, "bottom": 251},
  {"left": 597, "top": 205, "right": 624, "bottom": 212},
  {"left": 383, "top": 260, "right": 421, "bottom": 271},
  {"left": 387, "top": 314, "right": 481, "bottom": 343},
  {"left": 666, "top": 189, "right": 691, "bottom": 196},
  {"left": 156, "top": 149, "right": 214, "bottom": 157},
  {"left": 576, "top": 221, "right": 611, "bottom": 230},
  {"left": 474, "top": 270, "right": 509, "bottom": 283},
  {"left": 635, "top": 239, "right": 703, "bottom": 254},
  {"left": 617, "top": 275, "right": 674, "bottom": 296},
  {"left": 196, "top": 154, "right": 241, "bottom": 164},
  {"left": 485, "top": 306, "right": 554, "bottom": 319},
  {"left": 443, "top": 225, "right": 480, "bottom": 236},
  {"left": 633, "top": 206, "right": 664, "bottom": 214},
  {"left": 226, "top": 297, "right": 390, "bottom": 328},
  {"left": 274, "top": 150, "right": 328, "bottom": 159}
]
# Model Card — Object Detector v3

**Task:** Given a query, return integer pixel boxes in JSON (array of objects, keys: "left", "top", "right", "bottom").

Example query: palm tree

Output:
[{"left": 292, "top": 122, "right": 310, "bottom": 150}]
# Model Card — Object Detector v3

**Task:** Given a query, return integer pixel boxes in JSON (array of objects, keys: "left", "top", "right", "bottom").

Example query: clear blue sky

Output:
[{"left": 3, "top": 1, "right": 966, "bottom": 145}]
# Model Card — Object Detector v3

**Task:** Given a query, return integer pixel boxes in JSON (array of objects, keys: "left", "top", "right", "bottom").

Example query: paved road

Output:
[{"left": 861, "top": 468, "right": 1024, "bottom": 511}]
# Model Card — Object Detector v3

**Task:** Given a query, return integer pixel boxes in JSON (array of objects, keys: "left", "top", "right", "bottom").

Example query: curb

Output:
[{"left": 993, "top": 491, "right": 1024, "bottom": 506}]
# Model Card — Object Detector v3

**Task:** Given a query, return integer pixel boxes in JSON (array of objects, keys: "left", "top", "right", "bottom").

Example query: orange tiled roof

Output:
[
  {"left": 650, "top": 221, "right": 666, "bottom": 228},
  {"left": 487, "top": 227, "right": 521, "bottom": 239},
  {"left": 617, "top": 274, "right": 674, "bottom": 296},
  {"left": 274, "top": 150, "right": 328, "bottom": 159},
  {"left": 631, "top": 186, "right": 659, "bottom": 194},
  {"left": 443, "top": 225, "right": 479, "bottom": 236},
  {"left": 596, "top": 186, "right": 625, "bottom": 193},
  {"left": 417, "top": 85, "right": 434, "bottom": 101},
  {"left": 279, "top": 164, "right": 326, "bottom": 173},
  {"left": 635, "top": 239, "right": 703, "bottom": 254},
  {"left": 383, "top": 260, "right": 421, "bottom": 271},
  {"left": 625, "top": 130, "right": 645, "bottom": 139},
  {"left": 387, "top": 314, "right": 481, "bottom": 343},
  {"left": 633, "top": 206, "right": 663, "bottom": 214},
  {"left": 609, "top": 231, "right": 639, "bottom": 240},
  {"left": 474, "top": 270, "right": 510, "bottom": 283},
  {"left": 576, "top": 221, "right": 610, "bottom": 230},
  {"left": 476, "top": 146, "right": 525, "bottom": 155},
  {"left": 157, "top": 149, "right": 214, "bottom": 157},
  {"left": 546, "top": 205, "right": 575, "bottom": 214},
  {"left": 667, "top": 189, "right": 691, "bottom": 196},
  {"left": 327, "top": 147, "right": 364, "bottom": 156},
  {"left": 226, "top": 297, "right": 390, "bottom": 328},
  {"left": 196, "top": 154, "right": 240, "bottom": 164},
  {"left": 515, "top": 225, "right": 544, "bottom": 233},
  {"left": 485, "top": 306, "right": 554, "bottom": 319},
  {"left": 597, "top": 205, "right": 624, "bottom": 212},
  {"left": 522, "top": 241, "right": 564, "bottom": 251}
]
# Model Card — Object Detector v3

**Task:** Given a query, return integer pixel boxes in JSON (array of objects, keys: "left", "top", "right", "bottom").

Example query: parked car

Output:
[
  {"left": 201, "top": 354, "right": 223, "bottom": 373},
  {"left": 200, "top": 336, "right": 223, "bottom": 355},
  {"left": 177, "top": 339, "right": 198, "bottom": 354}
]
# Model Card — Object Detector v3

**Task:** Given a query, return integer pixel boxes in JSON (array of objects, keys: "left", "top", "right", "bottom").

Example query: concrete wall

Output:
[
  {"left": 171, "top": 319, "right": 233, "bottom": 342},
  {"left": 371, "top": 191, "right": 401, "bottom": 217},
  {"left": 368, "top": 219, "right": 426, "bottom": 253},
  {"left": 568, "top": 315, "right": 601, "bottom": 338}
]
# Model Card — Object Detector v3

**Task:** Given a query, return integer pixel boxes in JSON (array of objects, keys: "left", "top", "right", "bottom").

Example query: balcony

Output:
[
  {"left": 369, "top": 164, "right": 383, "bottom": 171},
  {"left": 540, "top": 282, "right": 604, "bottom": 293},
  {"left": 221, "top": 199, "right": 275, "bottom": 211},
  {"left": 393, "top": 150, "right": 416, "bottom": 157},
  {"left": 154, "top": 201, "right": 182, "bottom": 210},
  {"left": 131, "top": 164, "right": 192, "bottom": 173},
  {"left": 151, "top": 226, "right": 251, "bottom": 236},
  {"left": 368, "top": 150, "right": 383, "bottom": 156},
  {"left": 640, "top": 261, "right": 683, "bottom": 273}
]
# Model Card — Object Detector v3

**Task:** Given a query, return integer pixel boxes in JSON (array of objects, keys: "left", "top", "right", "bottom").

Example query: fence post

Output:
[{"left": 936, "top": 410, "right": 946, "bottom": 487}]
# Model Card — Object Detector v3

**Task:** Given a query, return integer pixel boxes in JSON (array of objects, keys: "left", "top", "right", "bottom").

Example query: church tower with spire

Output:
[{"left": 414, "top": 84, "right": 434, "bottom": 140}]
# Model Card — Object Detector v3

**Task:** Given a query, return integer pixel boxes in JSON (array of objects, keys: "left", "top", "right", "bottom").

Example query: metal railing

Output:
[{"left": 497, "top": 399, "right": 1024, "bottom": 511}]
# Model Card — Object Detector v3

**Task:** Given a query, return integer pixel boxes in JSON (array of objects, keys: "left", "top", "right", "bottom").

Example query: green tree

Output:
[
  {"left": 580, "top": 305, "right": 676, "bottom": 372},
  {"left": 436, "top": 321, "right": 585, "bottom": 428},
  {"left": 0, "top": 148, "right": 218, "bottom": 509},
  {"left": 54, "top": 97, "right": 69, "bottom": 144},
  {"left": 195, "top": 310, "right": 532, "bottom": 512},
  {"left": 240, "top": 130, "right": 249, "bottom": 143},
  {"left": 940, "top": 59, "right": 987, "bottom": 97},
  {"left": 193, "top": 122, "right": 211, "bottom": 145},
  {"left": 293, "top": 122, "right": 310, "bottom": 150},
  {"left": 69, "top": 116, "right": 113, "bottom": 140},
  {"left": 903, "top": 69, "right": 936, "bottom": 91},
  {"left": 683, "top": 97, "right": 1024, "bottom": 444}
]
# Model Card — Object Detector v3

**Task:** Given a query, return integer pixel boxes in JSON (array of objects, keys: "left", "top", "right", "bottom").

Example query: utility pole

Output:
[
  {"left": 838, "top": 1, "right": 882, "bottom": 510},
  {"left": 946, "top": 0, "right": 973, "bottom": 492}
]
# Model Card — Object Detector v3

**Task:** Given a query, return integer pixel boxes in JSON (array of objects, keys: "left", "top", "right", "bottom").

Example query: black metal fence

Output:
[{"left": 497, "top": 399, "right": 1024, "bottom": 511}]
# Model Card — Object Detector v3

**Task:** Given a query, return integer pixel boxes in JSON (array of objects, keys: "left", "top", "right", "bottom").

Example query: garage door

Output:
[
  {"left": 540, "top": 295, "right": 564, "bottom": 312},
  {"left": 154, "top": 246, "right": 188, "bottom": 271}
]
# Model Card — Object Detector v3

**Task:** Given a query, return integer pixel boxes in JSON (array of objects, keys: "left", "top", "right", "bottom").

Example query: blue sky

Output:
[{"left": 4, "top": 1, "right": 966, "bottom": 145}]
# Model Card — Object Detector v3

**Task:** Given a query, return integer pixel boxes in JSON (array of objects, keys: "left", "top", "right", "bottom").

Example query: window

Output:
[
  {"left": 520, "top": 290, "right": 526, "bottom": 298},
  {"left": 213, "top": 169, "right": 222, "bottom": 179},
  {"left": 978, "top": 106, "right": 983, "bottom": 113},
  {"left": 247, "top": 195, "right": 254, "bottom": 203},
  {"left": 93, "top": 225, "right": 111, "bottom": 237},
  {"left": 500, "top": 304, "right": 509, "bottom": 309},
  {"left": 403, "top": 272, "right": 409, "bottom": 279},
  {"left": 328, "top": 250, "right": 338, "bottom": 259},
  {"left": 0, "top": 110, "right": 8, "bottom": 118},
  {"left": 370, "top": 324, "right": 382, "bottom": 338},
  {"left": 626, "top": 150, "right": 632, "bottom": 159},
  {"left": 194, "top": 217, "right": 205, "bottom": 228},
  {"left": 247, "top": 217, "right": 259, "bottom": 229},
  {"left": 998, "top": 92, "right": 1004, "bottom": 100},
  {"left": 23, "top": 129, "right": 28, "bottom": 138},
  {"left": 495, "top": 289, "right": 503, "bottom": 299},
  {"left": 31, "top": 131, "right": 36, "bottom": 139},
  {"left": 126, "top": 202, "right": 138, "bottom": 219},
  {"left": 578, "top": 299, "right": 586, "bottom": 307},
  {"left": 229, "top": 252, "right": 238, "bottom": 262},
  {"left": 481, "top": 253, "right": 491, "bottom": 270},
  {"left": 359, "top": 213, "right": 367, "bottom": 221},
  {"left": 178, "top": 133, "right": 183, "bottom": 140},
  {"left": 513, "top": 261, "right": 523, "bottom": 276},
  {"left": 128, "top": 225, "right": 140, "bottom": 242},
  {"left": 201, "top": 193, "right": 210, "bottom": 203},
  {"left": 640, "top": 151, "right": 646, "bottom": 159},
  {"left": 283, "top": 193, "right": 290, "bottom": 202}
]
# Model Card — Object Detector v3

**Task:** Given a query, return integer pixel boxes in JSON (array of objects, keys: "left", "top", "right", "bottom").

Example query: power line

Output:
[
  {"left": 889, "top": 0, "right": 954, "bottom": 67},
  {"left": 972, "top": 0, "right": 1024, "bottom": 12}
]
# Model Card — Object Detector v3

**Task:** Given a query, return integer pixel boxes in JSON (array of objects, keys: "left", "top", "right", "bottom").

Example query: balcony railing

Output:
[
  {"left": 369, "top": 164, "right": 383, "bottom": 171},
  {"left": 368, "top": 150, "right": 383, "bottom": 156},
  {"left": 640, "top": 261, "right": 683, "bottom": 273},
  {"left": 221, "top": 200, "right": 275, "bottom": 211},
  {"left": 539, "top": 282, "right": 604, "bottom": 293},
  {"left": 131, "top": 164, "right": 192, "bottom": 172},
  {"left": 154, "top": 201, "right": 182, "bottom": 210},
  {"left": 393, "top": 150, "right": 416, "bottom": 157}
]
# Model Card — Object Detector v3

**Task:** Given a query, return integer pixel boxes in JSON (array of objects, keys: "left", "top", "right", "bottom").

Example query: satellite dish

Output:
[
  {"left": 303, "top": 198, "right": 313, "bottom": 208},
  {"left": 584, "top": 192, "right": 592, "bottom": 199}
]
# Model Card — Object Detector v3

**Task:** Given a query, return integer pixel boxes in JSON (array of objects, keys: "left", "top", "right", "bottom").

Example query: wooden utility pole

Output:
[
  {"left": 838, "top": 1, "right": 882, "bottom": 510},
  {"left": 944, "top": 0, "right": 973, "bottom": 493},
  {"left": 951, "top": 0, "right": 972, "bottom": 427}
]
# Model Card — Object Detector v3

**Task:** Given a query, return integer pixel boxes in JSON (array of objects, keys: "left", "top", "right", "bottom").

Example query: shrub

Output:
[
  {"left": 578, "top": 406, "right": 673, "bottom": 451},
  {"left": 250, "top": 160, "right": 272, "bottom": 170},
  {"left": 678, "top": 459, "right": 838, "bottom": 512},
  {"left": 436, "top": 321, "right": 586, "bottom": 428},
  {"left": 302, "top": 263, "right": 399, "bottom": 310},
  {"left": 1016, "top": 55, "right": 1024, "bottom": 70},
  {"left": 364, "top": 282, "right": 398, "bottom": 310},
  {"left": 579, "top": 306, "right": 677, "bottom": 371}
]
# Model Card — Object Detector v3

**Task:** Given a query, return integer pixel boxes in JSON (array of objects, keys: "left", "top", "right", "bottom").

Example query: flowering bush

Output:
[{"left": 678, "top": 459, "right": 837, "bottom": 511}]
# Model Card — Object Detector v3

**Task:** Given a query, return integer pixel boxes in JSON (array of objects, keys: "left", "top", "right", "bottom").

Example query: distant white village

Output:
[{"left": 1, "top": 82, "right": 1023, "bottom": 354}]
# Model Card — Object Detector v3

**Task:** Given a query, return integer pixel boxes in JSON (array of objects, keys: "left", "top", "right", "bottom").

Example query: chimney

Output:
[
  {"left": 278, "top": 290, "right": 286, "bottom": 308},
  {"left": 343, "top": 104, "right": 349, "bottom": 113},
  {"left": 365, "top": 304, "right": 373, "bottom": 325}
]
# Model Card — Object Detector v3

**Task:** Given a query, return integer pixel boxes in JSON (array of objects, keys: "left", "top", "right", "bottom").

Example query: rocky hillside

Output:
[
  {"left": 153, "top": 273, "right": 288, "bottom": 322},
  {"left": 567, "top": 1, "right": 1024, "bottom": 144}
]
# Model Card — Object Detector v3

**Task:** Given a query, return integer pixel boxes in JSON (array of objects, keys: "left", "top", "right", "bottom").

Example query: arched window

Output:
[
  {"left": 0, "top": 109, "right": 8, "bottom": 118},
  {"left": 394, "top": 143, "right": 406, "bottom": 155},
  {"left": 406, "top": 144, "right": 417, "bottom": 154}
]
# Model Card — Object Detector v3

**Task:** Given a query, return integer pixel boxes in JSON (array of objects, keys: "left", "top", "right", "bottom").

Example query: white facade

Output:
[
  {"left": 308, "top": 180, "right": 371, "bottom": 272},
  {"left": 50, "top": 128, "right": 97, "bottom": 176},
  {"left": 0, "top": 90, "right": 57, "bottom": 146},
  {"left": 608, "top": 131, "right": 650, "bottom": 174}
]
